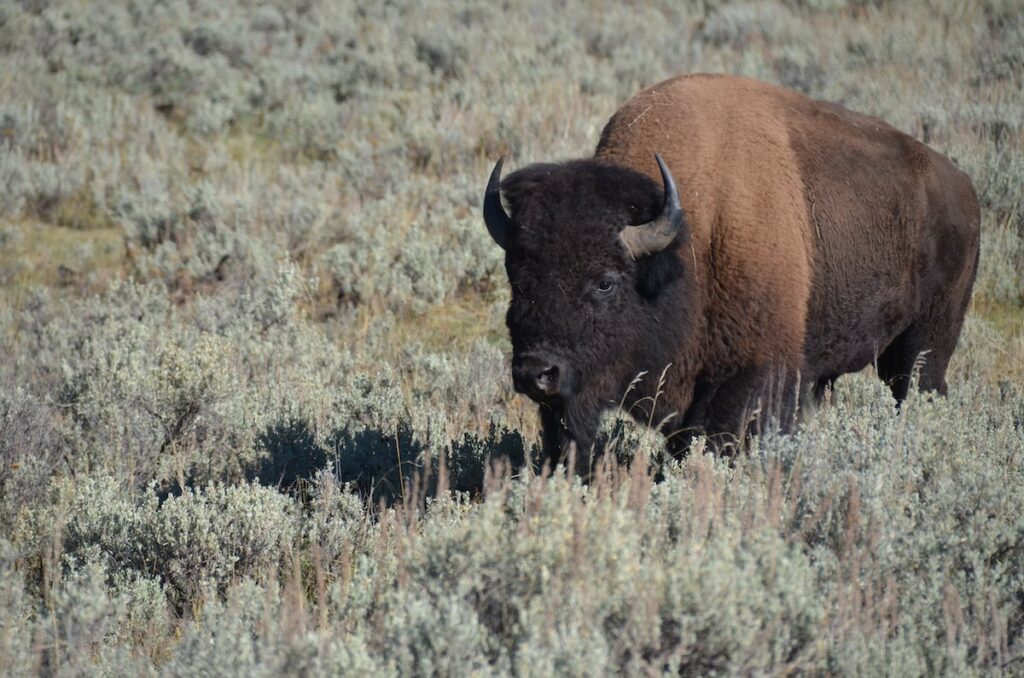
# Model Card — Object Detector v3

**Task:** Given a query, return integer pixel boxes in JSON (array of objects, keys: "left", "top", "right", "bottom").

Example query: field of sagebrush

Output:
[{"left": 1, "top": 0, "right": 1022, "bottom": 674}]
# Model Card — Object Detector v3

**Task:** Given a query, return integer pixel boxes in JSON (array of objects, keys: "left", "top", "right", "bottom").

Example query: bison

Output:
[{"left": 483, "top": 74, "right": 980, "bottom": 468}]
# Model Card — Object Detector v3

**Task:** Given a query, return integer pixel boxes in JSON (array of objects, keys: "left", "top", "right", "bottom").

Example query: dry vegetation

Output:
[{"left": 0, "top": 0, "right": 1022, "bottom": 674}]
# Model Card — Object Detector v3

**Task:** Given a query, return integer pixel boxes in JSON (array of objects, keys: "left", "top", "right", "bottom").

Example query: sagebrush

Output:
[{"left": 0, "top": 0, "right": 1022, "bottom": 675}]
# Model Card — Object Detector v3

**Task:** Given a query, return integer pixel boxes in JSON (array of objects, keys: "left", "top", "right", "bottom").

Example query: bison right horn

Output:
[
  {"left": 483, "top": 157, "right": 512, "bottom": 250},
  {"left": 620, "top": 154, "right": 685, "bottom": 259}
]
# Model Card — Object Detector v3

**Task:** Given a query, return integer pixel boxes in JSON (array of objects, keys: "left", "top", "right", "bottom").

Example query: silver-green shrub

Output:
[{"left": 56, "top": 475, "right": 298, "bottom": 612}]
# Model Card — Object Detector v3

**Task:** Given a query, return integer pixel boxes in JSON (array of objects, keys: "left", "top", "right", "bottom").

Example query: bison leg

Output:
[
  {"left": 812, "top": 375, "right": 838, "bottom": 403},
  {"left": 877, "top": 328, "right": 917, "bottom": 401},
  {"left": 876, "top": 316, "right": 962, "bottom": 401},
  {"left": 664, "top": 366, "right": 806, "bottom": 458},
  {"left": 704, "top": 366, "right": 804, "bottom": 447}
]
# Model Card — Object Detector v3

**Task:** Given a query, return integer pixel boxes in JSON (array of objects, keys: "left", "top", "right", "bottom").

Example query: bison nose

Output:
[{"left": 512, "top": 353, "right": 565, "bottom": 398}]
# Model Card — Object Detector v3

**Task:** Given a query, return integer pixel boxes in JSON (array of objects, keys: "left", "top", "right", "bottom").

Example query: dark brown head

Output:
[{"left": 483, "top": 156, "right": 696, "bottom": 448}]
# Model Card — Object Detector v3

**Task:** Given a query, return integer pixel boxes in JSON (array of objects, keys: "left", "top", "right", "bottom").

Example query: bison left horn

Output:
[
  {"left": 483, "top": 157, "right": 512, "bottom": 250},
  {"left": 620, "top": 154, "right": 685, "bottom": 259}
]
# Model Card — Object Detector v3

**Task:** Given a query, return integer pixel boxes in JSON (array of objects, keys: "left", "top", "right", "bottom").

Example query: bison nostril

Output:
[
  {"left": 512, "top": 353, "right": 567, "bottom": 399},
  {"left": 536, "top": 366, "right": 559, "bottom": 393}
]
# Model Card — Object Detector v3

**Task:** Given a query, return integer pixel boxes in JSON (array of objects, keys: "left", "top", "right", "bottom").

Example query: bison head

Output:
[{"left": 483, "top": 156, "right": 696, "bottom": 458}]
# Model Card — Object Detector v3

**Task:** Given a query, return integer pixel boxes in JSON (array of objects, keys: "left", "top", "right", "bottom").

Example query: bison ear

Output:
[
  {"left": 483, "top": 157, "right": 512, "bottom": 250},
  {"left": 636, "top": 239, "right": 687, "bottom": 299},
  {"left": 620, "top": 154, "right": 687, "bottom": 259},
  {"left": 633, "top": 156, "right": 688, "bottom": 298}
]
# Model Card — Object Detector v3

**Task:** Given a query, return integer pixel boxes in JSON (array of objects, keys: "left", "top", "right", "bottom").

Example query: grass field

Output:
[{"left": 1, "top": 0, "right": 1022, "bottom": 674}]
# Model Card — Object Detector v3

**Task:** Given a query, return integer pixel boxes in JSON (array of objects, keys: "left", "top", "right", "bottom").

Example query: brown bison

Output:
[{"left": 483, "top": 74, "right": 980, "bottom": 467}]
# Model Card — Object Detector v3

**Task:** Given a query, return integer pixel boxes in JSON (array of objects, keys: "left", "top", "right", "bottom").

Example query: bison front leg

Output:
[{"left": 701, "top": 365, "right": 802, "bottom": 451}]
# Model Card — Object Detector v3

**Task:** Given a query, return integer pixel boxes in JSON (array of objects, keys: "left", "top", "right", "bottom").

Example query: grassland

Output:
[{"left": 0, "top": 0, "right": 1022, "bottom": 674}]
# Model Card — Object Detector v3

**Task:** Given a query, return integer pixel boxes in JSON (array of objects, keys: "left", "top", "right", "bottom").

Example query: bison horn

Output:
[
  {"left": 483, "top": 157, "right": 512, "bottom": 250},
  {"left": 620, "top": 154, "right": 684, "bottom": 259}
]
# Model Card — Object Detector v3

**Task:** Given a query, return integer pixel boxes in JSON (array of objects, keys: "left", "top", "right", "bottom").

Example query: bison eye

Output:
[{"left": 596, "top": 277, "right": 617, "bottom": 294}]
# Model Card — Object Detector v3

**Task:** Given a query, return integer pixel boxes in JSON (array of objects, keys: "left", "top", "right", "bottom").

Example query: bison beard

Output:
[
  {"left": 481, "top": 74, "right": 981, "bottom": 473},
  {"left": 539, "top": 375, "right": 641, "bottom": 470},
  {"left": 540, "top": 400, "right": 600, "bottom": 468}
]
